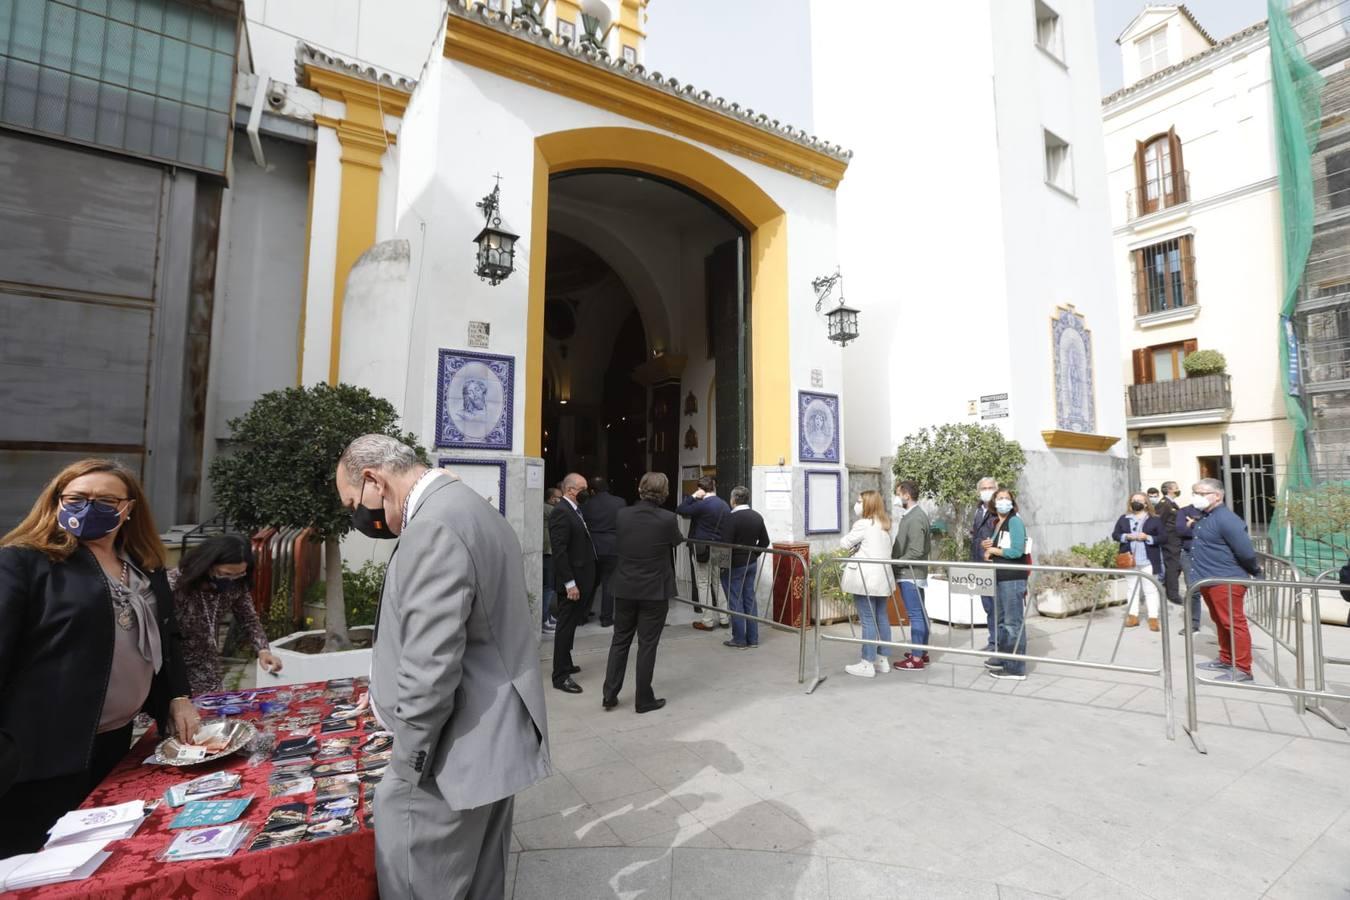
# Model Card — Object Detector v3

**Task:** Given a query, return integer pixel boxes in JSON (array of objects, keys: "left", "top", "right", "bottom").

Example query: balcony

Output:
[
  {"left": 1126, "top": 373, "right": 1232, "bottom": 428},
  {"left": 1302, "top": 337, "right": 1350, "bottom": 392},
  {"left": 1126, "top": 170, "right": 1191, "bottom": 221}
]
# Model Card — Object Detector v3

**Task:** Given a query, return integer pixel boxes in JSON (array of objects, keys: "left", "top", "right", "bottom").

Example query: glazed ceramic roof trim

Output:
[{"left": 295, "top": 42, "right": 418, "bottom": 94}]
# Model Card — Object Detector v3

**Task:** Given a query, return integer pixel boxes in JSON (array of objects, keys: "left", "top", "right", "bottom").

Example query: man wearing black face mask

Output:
[
  {"left": 1154, "top": 481, "right": 1185, "bottom": 613},
  {"left": 336, "top": 435, "right": 550, "bottom": 900},
  {"left": 549, "top": 473, "right": 596, "bottom": 692}
]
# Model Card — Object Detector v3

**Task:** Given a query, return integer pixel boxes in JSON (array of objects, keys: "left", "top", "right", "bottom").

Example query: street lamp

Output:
[
  {"left": 473, "top": 175, "right": 519, "bottom": 286},
  {"left": 812, "top": 268, "right": 860, "bottom": 347}
]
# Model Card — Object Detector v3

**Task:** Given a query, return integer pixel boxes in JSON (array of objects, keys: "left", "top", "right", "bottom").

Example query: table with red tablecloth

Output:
[{"left": 13, "top": 681, "right": 379, "bottom": 900}]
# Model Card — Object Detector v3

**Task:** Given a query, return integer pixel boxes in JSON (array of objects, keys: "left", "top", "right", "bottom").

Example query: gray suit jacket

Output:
[{"left": 370, "top": 476, "right": 551, "bottom": 810}]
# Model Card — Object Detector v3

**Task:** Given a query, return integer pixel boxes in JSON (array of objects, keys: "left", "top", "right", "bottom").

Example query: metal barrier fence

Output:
[
  {"left": 680, "top": 539, "right": 811, "bottom": 683},
  {"left": 1182, "top": 573, "right": 1350, "bottom": 753},
  {"left": 804, "top": 557, "right": 1176, "bottom": 741}
]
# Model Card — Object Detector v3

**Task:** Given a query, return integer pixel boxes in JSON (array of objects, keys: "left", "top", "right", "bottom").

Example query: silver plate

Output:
[{"left": 154, "top": 718, "right": 257, "bottom": 767}]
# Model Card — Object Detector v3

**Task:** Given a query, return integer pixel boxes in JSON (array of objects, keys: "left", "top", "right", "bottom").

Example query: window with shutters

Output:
[
  {"left": 1132, "top": 340, "right": 1197, "bottom": 385},
  {"left": 1131, "top": 235, "right": 1196, "bottom": 314},
  {"left": 1133, "top": 129, "right": 1187, "bottom": 217}
]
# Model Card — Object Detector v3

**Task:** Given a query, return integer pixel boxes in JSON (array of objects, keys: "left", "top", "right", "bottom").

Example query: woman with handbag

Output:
[
  {"left": 1112, "top": 492, "right": 1164, "bottom": 631},
  {"left": 0, "top": 459, "right": 198, "bottom": 857},
  {"left": 839, "top": 490, "right": 896, "bottom": 678},
  {"left": 981, "top": 489, "right": 1030, "bottom": 681}
]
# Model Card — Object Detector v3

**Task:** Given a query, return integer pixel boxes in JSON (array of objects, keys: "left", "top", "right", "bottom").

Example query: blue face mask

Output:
[
  {"left": 995, "top": 500, "right": 1014, "bottom": 516},
  {"left": 56, "top": 499, "right": 124, "bottom": 540}
]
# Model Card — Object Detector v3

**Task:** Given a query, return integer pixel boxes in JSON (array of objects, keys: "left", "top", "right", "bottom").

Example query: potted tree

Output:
[
  {"left": 892, "top": 423, "right": 1026, "bottom": 626},
  {"left": 210, "top": 383, "right": 424, "bottom": 682}
]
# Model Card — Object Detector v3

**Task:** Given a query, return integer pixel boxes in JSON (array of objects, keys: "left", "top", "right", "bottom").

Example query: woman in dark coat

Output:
[
  {"left": 601, "top": 472, "right": 684, "bottom": 714},
  {"left": 1112, "top": 491, "right": 1165, "bottom": 631},
  {"left": 0, "top": 459, "right": 198, "bottom": 857}
]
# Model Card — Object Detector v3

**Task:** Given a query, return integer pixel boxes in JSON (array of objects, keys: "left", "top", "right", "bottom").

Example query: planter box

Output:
[
  {"left": 258, "top": 627, "right": 373, "bottom": 687},
  {"left": 925, "top": 578, "right": 986, "bottom": 627},
  {"left": 1036, "top": 579, "right": 1129, "bottom": 619}
]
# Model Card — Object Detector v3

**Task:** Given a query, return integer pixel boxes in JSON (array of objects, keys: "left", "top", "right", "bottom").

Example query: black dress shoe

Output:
[
  {"left": 555, "top": 678, "right": 583, "bottom": 694},
  {"left": 569, "top": 665, "right": 581, "bottom": 674},
  {"left": 635, "top": 698, "right": 666, "bottom": 714},
  {"left": 600, "top": 620, "right": 613, "bottom": 627},
  {"left": 602, "top": 697, "right": 618, "bottom": 710}
]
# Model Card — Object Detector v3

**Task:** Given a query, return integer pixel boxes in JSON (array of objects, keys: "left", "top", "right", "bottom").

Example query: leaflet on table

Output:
[
  {"left": 46, "top": 800, "right": 147, "bottom": 847},
  {"left": 160, "top": 822, "right": 253, "bottom": 861},
  {"left": 169, "top": 795, "right": 254, "bottom": 829},
  {"left": 165, "top": 771, "right": 243, "bottom": 807},
  {"left": 0, "top": 839, "right": 112, "bottom": 890}
]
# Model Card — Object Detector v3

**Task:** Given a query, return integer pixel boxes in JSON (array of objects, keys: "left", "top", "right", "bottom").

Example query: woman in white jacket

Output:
[{"left": 839, "top": 490, "right": 897, "bottom": 678}]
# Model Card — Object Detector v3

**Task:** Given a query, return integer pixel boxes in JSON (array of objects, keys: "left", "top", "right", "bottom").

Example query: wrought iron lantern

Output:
[
  {"left": 473, "top": 175, "right": 519, "bottom": 286},
  {"left": 812, "top": 268, "right": 860, "bottom": 347}
]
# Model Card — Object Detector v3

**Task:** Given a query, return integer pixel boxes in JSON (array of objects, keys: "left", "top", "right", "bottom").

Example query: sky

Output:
[{"left": 1096, "top": 0, "right": 1269, "bottom": 93}]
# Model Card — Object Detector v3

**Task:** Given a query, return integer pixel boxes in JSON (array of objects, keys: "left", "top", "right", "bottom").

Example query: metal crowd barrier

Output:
[
  {"left": 1182, "top": 573, "right": 1350, "bottom": 754},
  {"left": 804, "top": 556, "right": 1176, "bottom": 741},
  {"left": 681, "top": 539, "right": 811, "bottom": 683}
]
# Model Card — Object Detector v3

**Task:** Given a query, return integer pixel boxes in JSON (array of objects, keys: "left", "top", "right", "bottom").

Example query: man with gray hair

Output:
[
  {"left": 336, "top": 434, "right": 550, "bottom": 898},
  {"left": 1188, "top": 477, "right": 1263, "bottom": 682},
  {"left": 970, "top": 476, "right": 999, "bottom": 651}
]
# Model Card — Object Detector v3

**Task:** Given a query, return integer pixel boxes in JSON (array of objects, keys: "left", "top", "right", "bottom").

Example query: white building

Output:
[
  {"left": 1102, "top": 6, "right": 1288, "bottom": 526},
  {"left": 821, "top": 0, "right": 1129, "bottom": 551}
]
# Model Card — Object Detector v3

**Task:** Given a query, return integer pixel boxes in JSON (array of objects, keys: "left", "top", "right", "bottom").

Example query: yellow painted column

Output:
[
  {"left": 304, "top": 66, "right": 410, "bottom": 385},
  {"left": 615, "top": 0, "right": 646, "bottom": 62}
]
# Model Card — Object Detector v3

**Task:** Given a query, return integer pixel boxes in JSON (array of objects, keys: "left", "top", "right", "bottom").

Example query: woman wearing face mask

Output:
[
  {"left": 839, "top": 491, "right": 896, "bottom": 678},
  {"left": 980, "top": 489, "right": 1029, "bottom": 680},
  {"left": 171, "top": 534, "right": 282, "bottom": 697},
  {"left": 1111, "top": 493, "right": 1164, "bottom": 632},
  {"left": 0, "top": 459, "right": 198, "bottom": 857}
]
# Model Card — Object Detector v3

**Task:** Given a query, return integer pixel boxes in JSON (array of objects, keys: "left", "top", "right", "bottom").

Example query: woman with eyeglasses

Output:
[
  {"left": 0, "top": 459, "right": 198, "bottom": 857},
  {"left": 171, "top": 534, "right": 282, "bottom": 697}
]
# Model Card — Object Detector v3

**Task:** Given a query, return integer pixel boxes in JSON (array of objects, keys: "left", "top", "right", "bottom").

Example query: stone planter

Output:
[
  {"left": 1036, "top": 579, "right": 1127, "bottom": 618},
  {"left": 925, "top": 577, "right": 985, "bottom": 627},
  {"left": 258, "top": 627, "right": 373, "bottom": 687}
]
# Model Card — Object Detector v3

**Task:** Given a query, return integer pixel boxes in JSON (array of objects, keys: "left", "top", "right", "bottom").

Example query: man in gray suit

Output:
[{"left": 337, "top": 435, "right": 551, "bottom": 899}]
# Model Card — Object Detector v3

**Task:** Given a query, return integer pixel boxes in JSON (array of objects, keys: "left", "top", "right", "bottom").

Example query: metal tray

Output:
[{"left": 153, "top": 718, "right": 257, "bottom": 767}]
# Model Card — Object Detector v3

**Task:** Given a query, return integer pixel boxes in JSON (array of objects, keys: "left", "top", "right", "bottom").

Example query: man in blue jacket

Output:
[
  {"left": 677, "top": 477, "right": 731, "bottom": 631},
  {"left": 1188, "top": 478, "right": 1263, "bottom": 682}
]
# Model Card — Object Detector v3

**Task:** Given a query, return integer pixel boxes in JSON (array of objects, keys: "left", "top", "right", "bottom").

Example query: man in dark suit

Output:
[
  {"left": 717, "top": 486, "right": 772, "bottom": 648},
  {"left": 549, "top": 472, "right": 595, "bottom": 694},
  {"left": 603, "top": 472, "right": 684, "bottom": 713},
  {"left": 582, "top": 476, "right": 626, "bottom": 627}
]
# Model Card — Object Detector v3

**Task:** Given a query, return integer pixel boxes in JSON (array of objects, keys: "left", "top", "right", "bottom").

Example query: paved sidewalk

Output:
[{"left": 513, "top": 598, "right": 1350, "bottom": 899}]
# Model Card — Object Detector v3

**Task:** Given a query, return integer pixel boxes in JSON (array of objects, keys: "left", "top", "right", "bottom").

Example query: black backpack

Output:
[{"left": 1340, "top": 558, "right": 1350, "bottom": 604}]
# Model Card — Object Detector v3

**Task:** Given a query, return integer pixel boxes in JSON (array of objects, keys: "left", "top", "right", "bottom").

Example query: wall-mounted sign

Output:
[
  {"left": 947, "top": 566, "right": 997, "bottom": 595},
  {"left": 467, "top": 321, "right": 490, "bottom": 349},
  {"left": 979, "top": 393, "right": 1010, "bottom": 420}
]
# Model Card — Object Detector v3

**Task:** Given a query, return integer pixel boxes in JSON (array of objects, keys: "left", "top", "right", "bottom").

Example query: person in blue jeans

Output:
[
  {"left": 716, "top": 487, "right": 771, "bottom": 648},
  {"left": 981, "top": 488, "right": 1029, "bottom": 680},
  {"left": 890, "top": 479, "right": 932, "bottom": 671},
  {"left": 970, "top": 477, "right": 999, "bottom": 650},
  {"left": 840, "top": 491, "right": 897, "bottom": 677}
]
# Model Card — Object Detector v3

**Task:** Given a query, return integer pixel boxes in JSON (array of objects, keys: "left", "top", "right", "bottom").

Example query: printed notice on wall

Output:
[
  {"left": 467, "top": 321, "right": 491, "bottom": 349},
  {"left": 979, "top": 393, "right": 1010, "bottom": 420},
  {"left": 526, "top": 464, "right": 543, "bottom": 489},
  {"left": 764, "top": 471, "right": 792, "bottom": 493}
]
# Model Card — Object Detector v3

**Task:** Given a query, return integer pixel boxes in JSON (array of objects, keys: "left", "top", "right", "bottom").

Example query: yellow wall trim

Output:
[
  {"left": 529, "top": 127, "right": 791, "bottom": 466},
  {"left": 446, "top": 11, "right": 849, "bottom": 189},
  {"left": 302, "top": 65, "right": 411, "bottom": 385},
  {"left": 1041, "top": 430, "right": 1121, "bottom": 452}
]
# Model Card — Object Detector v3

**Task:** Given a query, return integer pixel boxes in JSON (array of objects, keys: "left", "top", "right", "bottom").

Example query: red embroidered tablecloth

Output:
[{"left": 14, "top": 682, "right": 378, "bottom": 900}]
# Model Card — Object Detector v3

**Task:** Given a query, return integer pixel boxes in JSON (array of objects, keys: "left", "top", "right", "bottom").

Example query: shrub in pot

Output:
[
  {"left": 1182, "top": 349, "right": 1226, "bottom": 377},
  {"left": 1034, "top": 550, "right": 1116, "bottom": 618}
]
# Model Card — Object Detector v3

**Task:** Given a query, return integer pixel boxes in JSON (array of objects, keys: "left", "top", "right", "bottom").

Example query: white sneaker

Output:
[
  {"left": 845, "top": 660, "right": 876, "bottom": 678},
  {"left": 874, "top": 657, "right": 892, "bottom": 674}
]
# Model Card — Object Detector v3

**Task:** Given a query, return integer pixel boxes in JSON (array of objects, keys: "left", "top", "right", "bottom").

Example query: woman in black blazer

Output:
[
  {"left": 1111, "top": 491, "right": 1165, "bottom": 632},
  {"left": 0, "top": 459, "right": 198, "bottom": 857},
  {"left": 602, "top": 472, "right": 684, "bottom": 714}
]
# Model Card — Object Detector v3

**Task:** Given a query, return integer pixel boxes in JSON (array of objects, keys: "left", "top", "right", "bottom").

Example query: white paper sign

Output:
[
  {"left": 526, "top": 465, "right": 543, "bottom": 489},
  {"left": 764, "top": 472, "right": 791, "bottom": 493},
  {"left": 765, "top": 492, "right": 791, "bottom": 511},
  {"left": 947, "top": 566, "right": 997, "bottom": 595}
]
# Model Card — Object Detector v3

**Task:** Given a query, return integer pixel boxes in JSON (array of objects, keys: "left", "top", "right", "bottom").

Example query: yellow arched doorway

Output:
[{"left": 525, "top": 127, "right": 789, "bottom": 468}]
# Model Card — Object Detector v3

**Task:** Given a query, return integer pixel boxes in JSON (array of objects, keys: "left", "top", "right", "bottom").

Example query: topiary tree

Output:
[
  {"left": 210, "top": 383, "right": 425, "bottom": 651},
  {"left": 1182, "top": 349, "right": 1227, "bottom": 377},
  {"left": 892, "top": 423, "right": 1026, "bottom": 557}
]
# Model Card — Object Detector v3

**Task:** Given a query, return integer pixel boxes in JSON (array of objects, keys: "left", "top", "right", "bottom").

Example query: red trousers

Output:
[{"left": 1201, "top": 584, "right": 1251, "bottom": 673}]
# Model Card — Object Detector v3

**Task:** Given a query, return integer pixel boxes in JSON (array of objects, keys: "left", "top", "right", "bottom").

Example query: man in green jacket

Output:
[{"left": 891, "top": 479, "right": 932, "bottom": 671}]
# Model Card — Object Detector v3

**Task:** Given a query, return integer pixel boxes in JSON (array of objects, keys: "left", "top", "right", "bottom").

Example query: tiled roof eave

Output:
[
  {"left": 1102, "top": 20, "right": 1268, "bottom": 107},
  {"left": 294, "top": 43, "right": 418, "bottom": 94}
]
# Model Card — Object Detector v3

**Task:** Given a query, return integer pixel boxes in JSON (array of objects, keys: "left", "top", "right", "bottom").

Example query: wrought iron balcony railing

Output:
[{"left": 1126, "top": 170, "right": 1191, "bottom": 220}]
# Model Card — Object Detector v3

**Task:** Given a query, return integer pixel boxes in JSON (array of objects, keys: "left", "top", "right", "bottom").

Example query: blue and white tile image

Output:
[
  {"left": 797, "top": 391, "right": 840, "bottom": 463},
  {"left": 436, "top": 349, "right": 515, "bottom": 450},
  {"left": 1051, "top": 306, "right": 1096, "bottom": 434}
]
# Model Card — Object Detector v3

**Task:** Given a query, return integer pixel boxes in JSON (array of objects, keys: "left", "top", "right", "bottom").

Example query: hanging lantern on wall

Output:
[
  {"left": 812, "top": 268, "right": 860, "bottom": 347},
  {"left": 473, "top": 175, "right": 519, "bottom": 286}
]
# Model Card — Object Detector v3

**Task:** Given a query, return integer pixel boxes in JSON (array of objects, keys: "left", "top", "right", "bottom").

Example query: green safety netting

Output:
[{"left": 1267, "top": 0, "right": 1336, "bottom": 573}]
